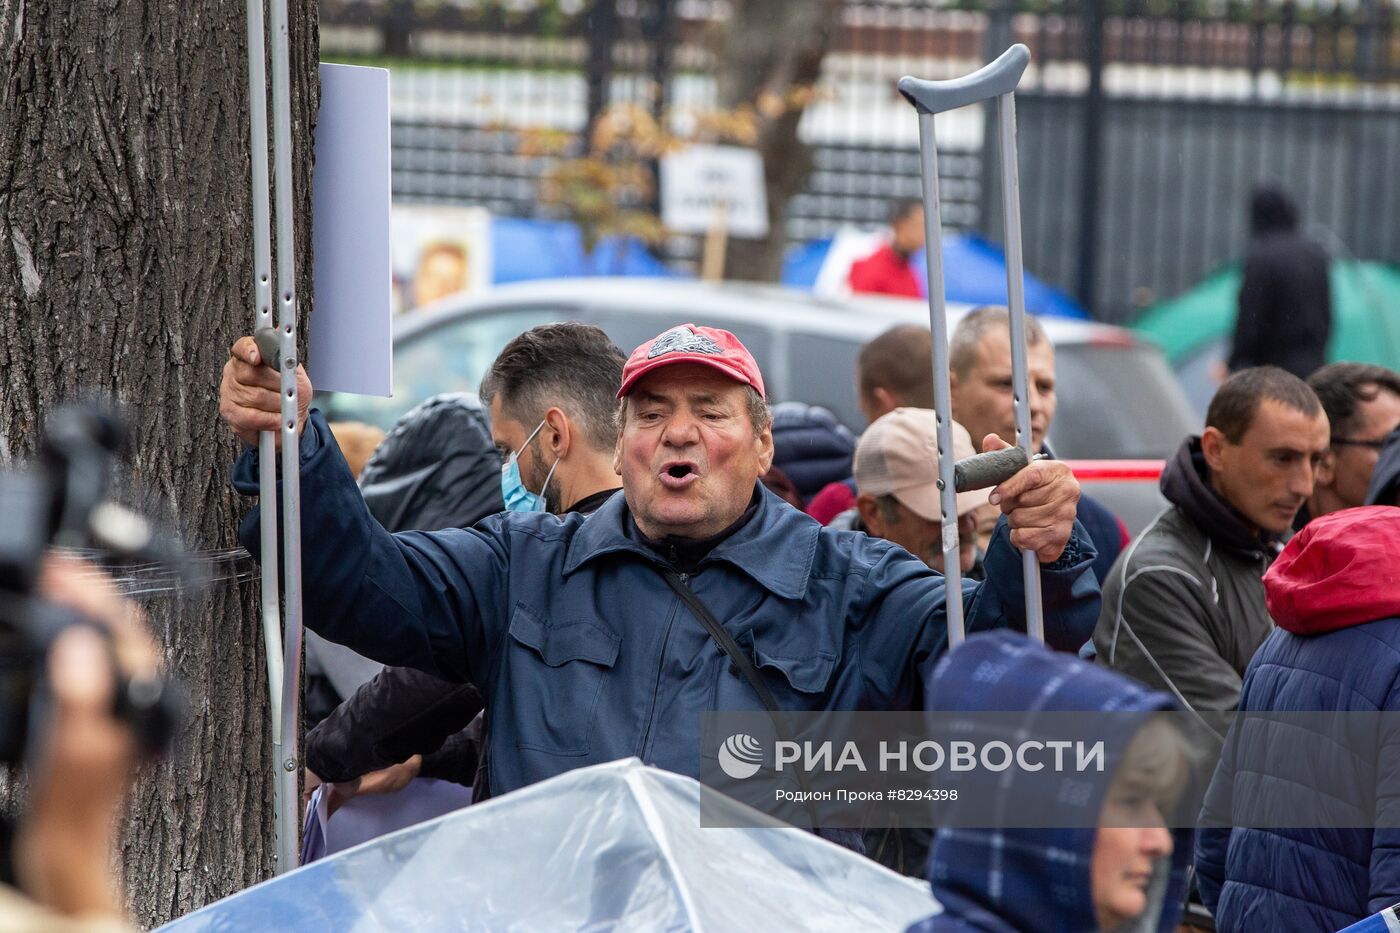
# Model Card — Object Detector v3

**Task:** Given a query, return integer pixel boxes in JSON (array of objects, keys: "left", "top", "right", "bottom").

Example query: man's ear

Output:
[
  {"left": 543, "top": 406, "right": 571, "bottom": 460},
  {"left": 855, "top": 492, "right": 883, "bottom": 535},
  {"left": 1315, "top": 448, "right": 1336, "bottom": 488},
  {"left": 1200, "top": 426, "right": 1228, "bottom": 474},
  {"left": 754, "top": 424, "right": 775, "bottom": 476},
  {"left": 872, "top": 387, "right": 899, "bottom": 418}
]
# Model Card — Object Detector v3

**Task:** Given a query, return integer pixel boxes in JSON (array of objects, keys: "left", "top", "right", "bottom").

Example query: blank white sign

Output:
[{"left": 310, "top": 63, "right": 393, "bottom": 397}]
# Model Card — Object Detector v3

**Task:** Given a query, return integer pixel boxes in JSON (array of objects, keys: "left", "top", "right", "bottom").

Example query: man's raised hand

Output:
[
  {"left": 983, "top": 434, "right": 1080, "bottom": 564},
  {"left": 218, "top": 335, "right": 312, "bottom": 448}
]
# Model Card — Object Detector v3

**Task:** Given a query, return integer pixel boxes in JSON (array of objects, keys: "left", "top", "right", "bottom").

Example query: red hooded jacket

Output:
[{"left": 1264, "top": 506, "right": 1400, "bottom": 635}]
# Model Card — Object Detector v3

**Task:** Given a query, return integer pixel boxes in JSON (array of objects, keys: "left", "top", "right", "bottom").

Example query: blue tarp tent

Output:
[
  {"left": 490, "top": 217, "right": 676, "bottom": 284},
  {"left": 782, "top": 232, "right": 1088, "bottom": 320}
]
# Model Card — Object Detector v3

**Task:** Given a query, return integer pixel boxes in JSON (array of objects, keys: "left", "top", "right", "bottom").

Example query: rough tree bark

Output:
[
  {"left": 0, "top": 0, "right": 318, "bottom": 925},
  {"left": 715, "top": 0, "right": 842, "bottom": 282}
]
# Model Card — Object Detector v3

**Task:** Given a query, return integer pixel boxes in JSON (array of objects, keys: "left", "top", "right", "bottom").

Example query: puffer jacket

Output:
[
  {"left": 907, "top": 631, "right": 1191, "bottom": 933},
  {"left": 769, "top": 402, "right": 857, "bottom": 504},
  {"left": 1196, "top": 506, "right": 1400, "bottom": 933},
  {"left": 1093, "top": 437, "right": 1280, "bottom": 721}
]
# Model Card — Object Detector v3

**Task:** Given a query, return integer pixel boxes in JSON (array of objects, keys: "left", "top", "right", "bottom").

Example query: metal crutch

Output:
[
  {"left": 898, "top": 45, "right": 1045, "bottom": 646},
  {"left": 244, "top": 0, "right": 305, "bottom": 875}
]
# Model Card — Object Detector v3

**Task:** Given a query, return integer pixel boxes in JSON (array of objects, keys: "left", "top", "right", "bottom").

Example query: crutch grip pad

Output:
[
  {"left": 898, "top": 44, "right": 1031, "bottom": 115},
  {"left": 953, "top": 447, "right": 1030, "bottom": 492},
  {"left": 254, "top": 327, "right": 282, "bottom": 373}
]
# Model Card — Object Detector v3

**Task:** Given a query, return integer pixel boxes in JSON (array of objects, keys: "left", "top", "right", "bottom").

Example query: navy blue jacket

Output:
[
  {"left": 1196, "top": 507, "right": 1400, "bottom": 932},
  {"left": 236, "top": 412, "right": 1099, "bottom": 798},
  {"left": 907, "top": 632, "right": 1191, "bottom": 933}
]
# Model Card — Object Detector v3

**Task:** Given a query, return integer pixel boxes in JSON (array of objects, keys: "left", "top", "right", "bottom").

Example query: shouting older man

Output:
[{"left": 219, "top": 323, "right": 1098, "bottom": 800}]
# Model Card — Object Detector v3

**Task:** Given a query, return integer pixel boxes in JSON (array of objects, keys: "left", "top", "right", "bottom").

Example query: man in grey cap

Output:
[{"left": 834, "top": 408, "right": 989, "bottom": 576}]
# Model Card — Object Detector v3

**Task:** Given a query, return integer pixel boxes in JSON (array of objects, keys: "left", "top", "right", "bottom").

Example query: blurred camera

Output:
[{"left": 0, "top": 405, "right": 183, "bottom": 767}]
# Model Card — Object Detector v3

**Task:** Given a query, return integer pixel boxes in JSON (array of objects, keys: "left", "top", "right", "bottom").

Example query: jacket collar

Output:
[{"left": 561, "top": 483, "right": 818, "bottom": 599}]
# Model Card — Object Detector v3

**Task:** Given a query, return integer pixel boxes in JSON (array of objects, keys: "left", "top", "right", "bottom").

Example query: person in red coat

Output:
[{"left": 848, "top": 198, "right": 925, "bottom": 298}]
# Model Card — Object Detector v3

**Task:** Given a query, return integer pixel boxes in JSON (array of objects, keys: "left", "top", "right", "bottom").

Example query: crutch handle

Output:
[
  {"left": 898, "top": 44, "right": 1031, "bottom": 115},
  {"left": 254, "top": 326, "right": 283, "bottom": 372},
  {"left": 953, "top": 447, "right": 1031, "bottom": 493}
]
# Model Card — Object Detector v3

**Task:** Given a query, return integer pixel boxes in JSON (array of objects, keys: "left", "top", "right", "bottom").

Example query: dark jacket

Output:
[
  {"left": 236, "top": 411, "right": 1100, "bottom": 799},
  {"left": 907, "top": 631, "right": 1191, "bottom": 933},
  {"left": 1367, "top": 424, "right": 1400, "bottom": 506},
  {"left": 307, "top": 489, "right": 620, "bottom": 789},
  {"left": 305, "top": 393, "right": 502, "bottom": 782},
  {"left": 1093, "top": 437, "right": 1279, "bottom": 722},
  {"left": 769, "top": 402, "right": 856, "bottom": 504},
  {"left": 358, "top": 392, "right": 503, "bottom": 532},
  {"left": 1227, "top": 189, "right": 1331, "bottom": 379},
  {"left": 1196, "top": 507, "right": 1400, "bottom": 933}
]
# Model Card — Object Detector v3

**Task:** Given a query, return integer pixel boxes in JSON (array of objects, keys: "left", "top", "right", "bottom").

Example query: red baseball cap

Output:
[{"left": 616, "top": 323, "right": 766, "bottom": 399}]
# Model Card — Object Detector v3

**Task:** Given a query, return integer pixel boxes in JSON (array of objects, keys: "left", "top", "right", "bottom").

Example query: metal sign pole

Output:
[
  {"left": 243, "top": 0, "right": 291, "bottom": 874},
  {"left": 269, "top": 0, "right": 305, "bottom": 876},
  {"left": 899, "top": 45, "right": 1045, "bottom": 646},
  {"left": 245, "top": 0, "right": 304, "bottom": 875}
]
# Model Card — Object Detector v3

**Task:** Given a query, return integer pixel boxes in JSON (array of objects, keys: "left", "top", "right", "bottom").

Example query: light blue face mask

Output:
[{"left": 501, "top": 419, "right": 560, "bottom": 513}]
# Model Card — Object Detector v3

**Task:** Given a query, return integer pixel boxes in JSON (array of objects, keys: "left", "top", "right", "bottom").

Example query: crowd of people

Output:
[
  {"left": 208, "top": 276, "right": 1400, "bottom": 931},
  {"left": 11, "top": 288, "right": 1394, "bottom": 929}
]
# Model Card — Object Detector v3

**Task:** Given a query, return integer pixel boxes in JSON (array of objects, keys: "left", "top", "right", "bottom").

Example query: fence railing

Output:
[{"left": 327, "top": 0, "right": 1400, "bottom": 320}]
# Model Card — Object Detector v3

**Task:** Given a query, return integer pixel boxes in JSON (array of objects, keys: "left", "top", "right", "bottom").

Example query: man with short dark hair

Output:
[
  {"left": 480, "top": 323, "right": 626, "bottom": 515},
  {"left": 305, "top": 324, "right": 626, "bottom": 807},
  {"left": 1302, "top": 362, "right": 1400, "bottom": 523},
  {"left": 847, "top": 199, "right": 925, "bottom": 298},
  {"left": 219, "top": 322, "right": 1100, "bottom": 810},
  {"left": 856, "top": 323, "right": 934, "bottom": 424},
  {"left": 804, "top": 323, "right": 933, "bottom": 523},
  {"left": 1094, "top": 366, "right": 1330, "bottom": 717}
]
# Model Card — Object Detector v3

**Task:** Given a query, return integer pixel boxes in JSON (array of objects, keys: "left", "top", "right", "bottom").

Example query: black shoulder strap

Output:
[
  {"left": 662, "top": 571, "right": 781, "bottom": 714},
  {"left": 663, "top": 571, "right": 837, "bottom": 833}
]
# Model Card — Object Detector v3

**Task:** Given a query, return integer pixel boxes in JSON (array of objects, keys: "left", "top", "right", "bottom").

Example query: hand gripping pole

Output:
[
  {"left": 245, "top": 0, "right": 305, "bottom": 875},
  {"left": 899, "top": 44, "right": 1045, "bottom": 646}
]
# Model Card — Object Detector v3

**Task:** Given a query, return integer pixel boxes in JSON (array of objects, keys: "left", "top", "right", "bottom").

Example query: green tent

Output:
[{"left": 1133, "top": 260, "right": 1400, "bottom": 370}]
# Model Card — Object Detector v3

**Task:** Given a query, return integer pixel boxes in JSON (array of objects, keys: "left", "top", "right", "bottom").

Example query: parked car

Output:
[{"left": 319, "top": 278, "right": 1196, "bottom": 531}]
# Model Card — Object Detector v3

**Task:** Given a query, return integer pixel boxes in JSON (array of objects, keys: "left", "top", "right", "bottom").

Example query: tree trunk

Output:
[
  {"left": 0, "top": 0, "right": 318, "bottom": 925},
  {"left": 716, "top": 0, "right": 842, "bottom": 282}
]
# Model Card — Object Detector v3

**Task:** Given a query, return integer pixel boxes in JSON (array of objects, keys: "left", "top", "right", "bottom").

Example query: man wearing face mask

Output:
[
  {"left": 303, "top": 324, "right": 625, "bottom": 814},
  {"left": 483, "top": 323, "right": 625, "bottom": 518}
]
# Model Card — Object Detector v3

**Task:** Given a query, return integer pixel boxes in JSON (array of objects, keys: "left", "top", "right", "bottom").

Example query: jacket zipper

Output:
[{"left": 638, "top": 572, "right": 684, "bottom": 760}]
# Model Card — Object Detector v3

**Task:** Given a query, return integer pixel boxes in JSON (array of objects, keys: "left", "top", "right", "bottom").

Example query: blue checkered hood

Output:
[{"left": 907, "top": 631, "right": 1191, "bottom": 933}]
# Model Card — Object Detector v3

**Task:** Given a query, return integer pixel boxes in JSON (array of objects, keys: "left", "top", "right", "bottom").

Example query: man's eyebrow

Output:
[{"left": 633, "top": 390, "right": 670, "bottom": 405}]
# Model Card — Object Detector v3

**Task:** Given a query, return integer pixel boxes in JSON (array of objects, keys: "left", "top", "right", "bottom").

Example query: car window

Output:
[
  {"left": 784, "top": 333, "right": 863, "bottom": 430},
  {"left": 1049, "top": 343, "right": 1197, "bottom": 459},
  {"left": 321, "top": 306, "right": 569, "bottom": 429},
  {"left": 588, "top": 310, "right": 775, "bottom": 379}
]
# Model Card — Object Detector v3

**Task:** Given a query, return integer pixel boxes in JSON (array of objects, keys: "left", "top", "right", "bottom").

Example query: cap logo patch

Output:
[{"left": 647, "top": 327, "right": 723, "bottom": 359}]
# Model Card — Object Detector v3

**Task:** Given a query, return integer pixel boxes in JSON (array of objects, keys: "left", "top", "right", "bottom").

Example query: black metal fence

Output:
[{"left": 324, "top": 0, "right": 1400, "bottom": 322}]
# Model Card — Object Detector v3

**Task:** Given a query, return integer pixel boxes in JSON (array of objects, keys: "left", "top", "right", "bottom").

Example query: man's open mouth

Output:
[{"left": 659, "top": 461, "right": 699, "bottom": 488}]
